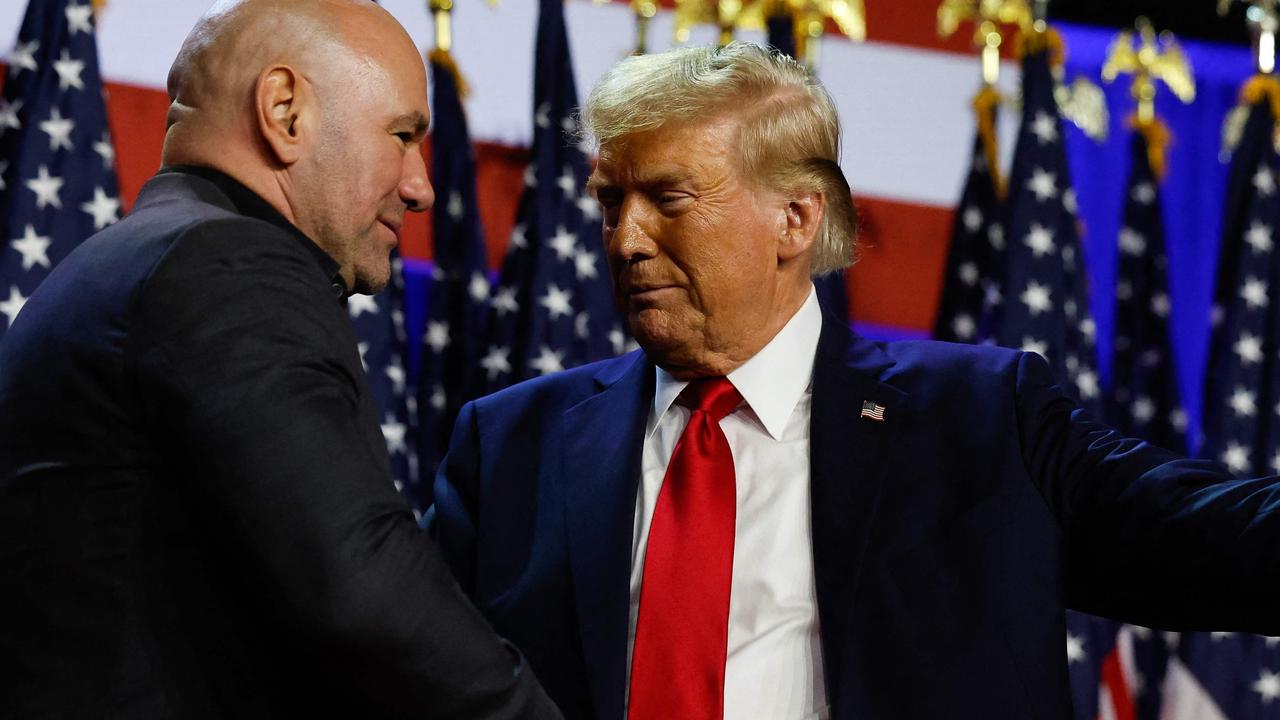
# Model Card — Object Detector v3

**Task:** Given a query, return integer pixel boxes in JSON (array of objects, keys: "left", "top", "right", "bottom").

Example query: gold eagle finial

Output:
[
  {"left": 936, "top": 0, "right": 1031, "bottom": 85},
  {"left": 673, "top": 0, "right": 866, "bottom": 67},
  {"left": 1101, "top": 18, "right": 1195, "bottom": 124}
]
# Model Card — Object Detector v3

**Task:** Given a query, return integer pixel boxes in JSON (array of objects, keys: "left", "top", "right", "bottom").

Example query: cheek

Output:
[
  {"left": 341, "top": 143, "right": 397, "bottom": 201},
  {"left": 685, "top": 214, "right": 765, "bottom": 266},
  {"left": 382, "top": 152, "right": 406, "bottom": 193}
]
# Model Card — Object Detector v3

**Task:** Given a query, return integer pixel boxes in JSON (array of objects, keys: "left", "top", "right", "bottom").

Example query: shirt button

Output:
[{"left": 330, "top": 282, "right": 344, "bottom": 299}]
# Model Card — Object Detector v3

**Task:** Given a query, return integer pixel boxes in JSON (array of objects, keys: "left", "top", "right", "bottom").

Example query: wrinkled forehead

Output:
[{"left": 592, "top": 115, "right": 748, "bottom": 185}]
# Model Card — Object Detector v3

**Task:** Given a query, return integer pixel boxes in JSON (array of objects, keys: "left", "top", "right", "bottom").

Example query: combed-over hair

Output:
[{"left": 581, "top": 42, "right": 858, "bottom": 275}]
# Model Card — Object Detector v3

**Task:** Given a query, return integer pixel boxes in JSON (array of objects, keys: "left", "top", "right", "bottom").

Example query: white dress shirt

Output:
[{"left": 627, "top": 287, "right": 828, "bottom": 720}]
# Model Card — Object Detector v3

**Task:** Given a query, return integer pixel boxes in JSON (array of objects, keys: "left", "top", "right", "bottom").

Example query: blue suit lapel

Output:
[
  {"left": 810, "top": 318, "right": 907, "bottom": 694},
  {"left": 562, "top": 351, "right": 652, "bottom": 720},
  {"left": 560, "top": 323, "right": 905, "bottom": 716}
]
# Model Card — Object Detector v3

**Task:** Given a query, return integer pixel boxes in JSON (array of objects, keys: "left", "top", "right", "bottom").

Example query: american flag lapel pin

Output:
[{"left": 859, "top": 400, "right": 887, "bottom": 422}]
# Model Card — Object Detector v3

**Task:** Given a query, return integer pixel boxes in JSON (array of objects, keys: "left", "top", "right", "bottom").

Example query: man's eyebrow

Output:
[
  {"left": 585, "top": 173, "right": 611, "bottom": 192},
  {"left": 391, "top": 111, "right": 430, "bottom": 136},
  {"left": 637, "top": 170, "right": 693, "bottom": 187},
  {"left": 586, "top": 169, "right": 692, "bottom": 192}
]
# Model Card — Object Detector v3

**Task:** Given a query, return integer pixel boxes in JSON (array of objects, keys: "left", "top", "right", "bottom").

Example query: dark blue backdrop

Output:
[{"left": 1059, "top": 22, "right": 1254, "bottom": 450}]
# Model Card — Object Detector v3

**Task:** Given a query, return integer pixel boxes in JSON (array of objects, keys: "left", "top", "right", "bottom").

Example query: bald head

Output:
[
  {"left": 162, "top": 0, "right": 433, "bottom": 294},
  {"left": 164, "top": 0, "right": 408, "bottom": 166}
]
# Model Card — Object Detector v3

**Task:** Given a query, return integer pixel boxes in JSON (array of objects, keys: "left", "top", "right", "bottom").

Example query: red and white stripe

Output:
[{"left": 1098, "top": 626, "right": 1139, "bottom": 720}]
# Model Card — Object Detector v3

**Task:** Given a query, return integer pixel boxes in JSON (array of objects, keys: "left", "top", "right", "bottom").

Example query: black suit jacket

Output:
[
  {"left": 0, "top": 167, "right": 560, "bottom": 719},
  {"left": 433, "top": 318, "right": 1280, "bottom": 720}
]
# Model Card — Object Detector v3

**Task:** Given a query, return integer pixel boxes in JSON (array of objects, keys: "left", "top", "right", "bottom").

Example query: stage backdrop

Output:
[{"left": 0, "top": 0, "right": 1257, "bottom": 442}]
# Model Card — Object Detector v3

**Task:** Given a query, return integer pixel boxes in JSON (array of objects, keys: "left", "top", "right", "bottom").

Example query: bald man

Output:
[{"left": 0, "top": 2, "right": 561, "bottom": 718}]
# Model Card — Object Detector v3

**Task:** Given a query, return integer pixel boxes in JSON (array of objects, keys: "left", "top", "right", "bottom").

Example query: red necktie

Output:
[{"left": 629, "top": 377, "right": 742, "bottom": 720}]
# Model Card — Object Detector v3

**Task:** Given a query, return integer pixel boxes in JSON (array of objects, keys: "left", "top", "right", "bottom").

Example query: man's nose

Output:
[
  {"left": 611, "top": 199, "right": 658, "bottom": 262},
  {"left": 400, "top": 146, "right": 433, "bottom": 212}
]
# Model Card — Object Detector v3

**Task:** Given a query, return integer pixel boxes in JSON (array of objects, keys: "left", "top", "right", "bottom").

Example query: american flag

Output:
[
  {"left": 0, "top": 0, "right": 119, "bottom": 339},
  {"left": 1202, "top": 86, "right": 1280, "bottom": 480},
  {"left": 1066, "top": 615, "right": 1129, "bottom": 720},
  {"left": 858, "top": 400, "right": 885, "bottom": 422},
  {"left": 1065, "top": 604, "right": 1172, "bottom": 720},
  {"left": 1168, "top": 81, "right": 1280, "bottom": 720},
  {"left": 995, "top": 35, "right": 1111, "bottom": 720},
  {"left": 1076, "top": 623, "right": 1173, "bottom": 720},
  {"left": 764, "top": 14, "right": 851, "bottom": 326},
  {"left": 1127, "top": 626, "right": 1172, "bottom": 720},
  {"left": 1109, "top": 129, "right": 1187, "bottom": 453},
  {"left": 1162, "top": 632, "right": 1280, "bottom": 720},
  {"left": 933, "top": 89, "right": 1003, "bottom": 344},
  {"left": 348, "top": 250, "right": 419, "bottom": 512},
  {"left": 1101, "top": 125, "right": 1188, "bottom": 720},
  {"left": 475, "top": 0, "right": 626, "bottom": 396},
  {"left": 995, "top": 38, "right": 1099, "bottom": 413},
  {"left": 765, "top": 13, "right": 795, "bottom": 57},
  {"left": 416, "top": 52, "right": 489, "bottom": 492}
]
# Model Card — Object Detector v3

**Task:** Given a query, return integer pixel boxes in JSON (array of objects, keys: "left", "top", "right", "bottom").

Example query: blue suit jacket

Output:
[{"left": 434, "top": 317, "right": 1280, "bottom": 719}]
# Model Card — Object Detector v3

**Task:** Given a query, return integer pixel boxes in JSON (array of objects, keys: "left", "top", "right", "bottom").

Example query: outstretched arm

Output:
[{"left": 1014, "top": 351, "right": 1280, "bottom": 633}]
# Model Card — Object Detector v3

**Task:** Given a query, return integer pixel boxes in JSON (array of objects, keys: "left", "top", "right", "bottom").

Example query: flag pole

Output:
[{"left": 632, "top": 0, "right": 657, "bottom": 55}]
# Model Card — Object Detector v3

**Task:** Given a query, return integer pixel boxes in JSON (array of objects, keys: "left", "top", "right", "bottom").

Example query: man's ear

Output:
[
  {"left": 778, "top": 190, "right": 824, "bottom": 263},
  {"left": 255, "top": 65, "right": 312, "bottom": 166}
]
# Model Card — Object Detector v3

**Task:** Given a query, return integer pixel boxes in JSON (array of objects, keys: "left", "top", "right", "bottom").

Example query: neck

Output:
[
  {"left": 163, "top": 126, "right": 299, "bottom": 227},
  {"left": 660, "top": 280, "right": 813, "bottom": 380}
]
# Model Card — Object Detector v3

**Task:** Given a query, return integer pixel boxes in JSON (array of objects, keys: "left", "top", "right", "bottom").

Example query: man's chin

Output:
[
  {"left": 627, "top": 316, "right": 673, "bottom": 351},
  {"left": 349, "top": 280, "right": 385, "bottom": 295},
  {"left": 628, "top": 323, "right": 698, "bottom": 369},
  {"left": 351, "top": 263, "right": 392, "bottom": 295}
]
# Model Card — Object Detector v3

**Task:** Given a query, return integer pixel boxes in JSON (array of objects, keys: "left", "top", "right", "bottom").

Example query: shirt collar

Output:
[
  {"left": 156, "top": 165, "right": 348, "bottom": 298},
  {"left": 649, "top": 285, "right": 822, "bottom": 441}
]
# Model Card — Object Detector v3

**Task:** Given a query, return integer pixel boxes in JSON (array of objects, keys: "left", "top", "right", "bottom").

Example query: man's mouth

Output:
[
  {"left": 378, "top": 218, "right": 402, "bottom": 242},
  {"left": 625, "top": 285, "right": 677, "bottom": 303}
]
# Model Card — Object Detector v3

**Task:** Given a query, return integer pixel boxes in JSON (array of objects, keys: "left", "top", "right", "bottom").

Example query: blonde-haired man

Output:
[{"left": 434, "top": 43, "right": 1280, "bottom": 720}]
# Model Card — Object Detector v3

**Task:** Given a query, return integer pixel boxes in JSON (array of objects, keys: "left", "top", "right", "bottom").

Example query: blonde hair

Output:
[{"left": 581, "top": 42, "right": 857, "bottom": 275}]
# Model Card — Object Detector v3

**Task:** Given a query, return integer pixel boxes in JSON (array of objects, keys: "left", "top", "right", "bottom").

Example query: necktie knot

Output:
[{"left": 679, "top": 377, "right": 742, "bottom": 423}]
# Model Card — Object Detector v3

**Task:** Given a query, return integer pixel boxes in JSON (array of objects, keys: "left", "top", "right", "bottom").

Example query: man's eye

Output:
[{"left": 394, "top": 132, "right": 413, "bottom": 144}]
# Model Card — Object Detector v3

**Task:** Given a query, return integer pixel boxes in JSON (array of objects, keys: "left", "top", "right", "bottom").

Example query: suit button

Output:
[{"left": 330, "top": 282, "right": 345, "bottom": 299}]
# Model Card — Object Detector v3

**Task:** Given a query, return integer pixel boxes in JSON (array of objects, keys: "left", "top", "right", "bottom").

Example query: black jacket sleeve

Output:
[{"left": 131, "top": 219, "right": 562, "bottom": 719}]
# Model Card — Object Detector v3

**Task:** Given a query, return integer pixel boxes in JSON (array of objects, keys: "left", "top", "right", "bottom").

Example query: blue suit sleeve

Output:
[
  {"left": 1014, "top": 351, "right": 1280, "bottom": 632},
  {"left": 431, "top": 400, "right": 482, "bottom": 596}
]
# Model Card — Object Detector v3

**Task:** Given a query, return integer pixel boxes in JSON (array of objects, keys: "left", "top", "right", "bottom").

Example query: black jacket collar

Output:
[{"left": 151, "top": 165, "right": 347, "bottom": 297}]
